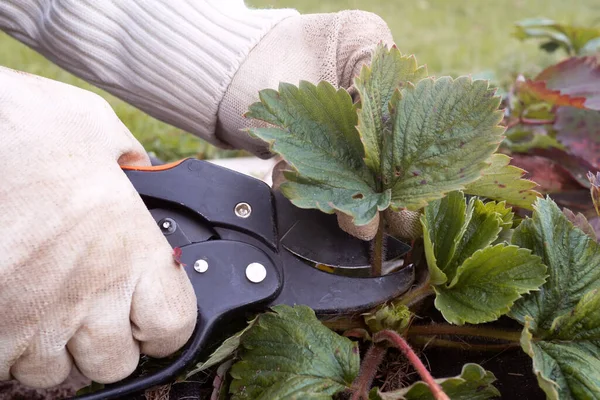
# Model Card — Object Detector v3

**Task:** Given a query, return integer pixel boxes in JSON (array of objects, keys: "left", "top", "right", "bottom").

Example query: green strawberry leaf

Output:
[
  {"left": 369, "top": 363, "right": 499, "bottom": 400},
  {"left": 486, "top": 200, "right": 515, "bottom": 245},
  {"left": 503, "top": 128, "right": 565, "bottom": 153},
  {"left": 463, "top": 154, "right": 541, "bottom": 210},
  {"left": 423, "top": 192, "right": 545, "bottom": 324},
  {"left": 387, "top": 76, "right": 505, "bottom": 211},
  {"left": 280, "top": 172, "right": 391, "bottom": 226},
  {"left": 445, "top": 198, "right": 510, "bottom": 281},
  {"left": 520, "top": 291, "right": 600, "bottom": 400},
  {"left": 229, "top": 305, "right": 359, "bottom": 400},
  {"left": 510, "top": 197, "right": 600, "bottom": 330},
  {"left": 509, "top": 197, "right": 600, "bottom": 398},
  {"left": 422, "top": 191, "right": 513, "bottom": 284},
  {"left": 435, "top": 244, "right": 546, "bottom": 325},
  {"left": 185, "top": 317, "right": 258, "bottom": 378},
  {"left": 421, "top": 191, "right": 469, "bottom": 285},
  {"left": 246, "top": 81, "right": 386, "bottom": 226},
  {"left": 246, "top": 45, "right": 505, "bottom": 227},
  {"left": 355, "top": 43, "right": 428, "bottom": 176},
  {"left": 513, "top": 18, "right": 600, "bottom": 56}
]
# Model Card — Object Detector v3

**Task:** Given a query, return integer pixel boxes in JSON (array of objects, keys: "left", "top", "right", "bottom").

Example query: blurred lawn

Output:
[{"left": 1, "top": 0, "right": 599, "bottom": 161}]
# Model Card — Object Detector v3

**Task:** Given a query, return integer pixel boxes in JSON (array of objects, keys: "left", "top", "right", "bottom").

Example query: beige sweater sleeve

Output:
[{"left": 0, "top": 0, "right": 298, "bottom": 147}]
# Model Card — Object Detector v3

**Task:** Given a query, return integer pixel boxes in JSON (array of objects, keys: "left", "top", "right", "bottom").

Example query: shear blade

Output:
[
  {"left": 281, "top": 218, "right": 410, "bottom": 269},
  {"left": 272, "top": 247, "right": 416, "bottom": 314},
  {"left": 275, "top": 191, "right": 411, "bottom": 269}
]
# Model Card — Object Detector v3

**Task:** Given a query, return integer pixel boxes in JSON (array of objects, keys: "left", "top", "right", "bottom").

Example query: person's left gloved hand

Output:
[{"left": 215, "top": 10, "right": 394, "bottom": 155}]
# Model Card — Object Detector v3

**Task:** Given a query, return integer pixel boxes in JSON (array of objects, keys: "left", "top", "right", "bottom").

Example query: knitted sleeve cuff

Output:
[{"left": 0, "top": 0, "right": 299, "bottom": 146}]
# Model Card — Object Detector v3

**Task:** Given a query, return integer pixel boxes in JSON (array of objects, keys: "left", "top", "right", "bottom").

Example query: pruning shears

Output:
[{"left": 75, "top": 158, "right": 415, "bottom": 400}]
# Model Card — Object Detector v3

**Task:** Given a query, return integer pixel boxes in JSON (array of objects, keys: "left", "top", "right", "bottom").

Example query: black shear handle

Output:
[{"left": 74, "top": 240, "right": 282, "bottom": 400}]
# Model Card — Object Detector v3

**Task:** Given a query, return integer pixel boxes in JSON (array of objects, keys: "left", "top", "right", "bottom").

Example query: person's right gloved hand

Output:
[{"left": 0, "top": 67, "right": 197, "bottom": 389}]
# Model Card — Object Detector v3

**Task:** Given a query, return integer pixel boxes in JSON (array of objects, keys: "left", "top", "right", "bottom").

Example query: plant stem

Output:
[
  {"left": 397, "top": 281, "right": 435, "bottom": 309},
  {"left": 374, "top": 330, "right": 450, "bottom": 400},
  {"left": 350, "top": 344, "right": 387, "bottom": 400},
  {"left": 407, "top": 324, "right": 522, "bottom": 343},
  {"left": 504, "top": 116, "right": 555, "bottom": 130},
  {"left": 410, "top": 336, "right": 521, "bottom": 351},
  {"left": 370, "top": 214, "right": 385, "bottom": 277},
  {"left": 521, "top": 117, "right": 555, "bottom": 126},
  {"left": 504, "top": 117, "right": 520, "bottom": 130},
  {"left": 322, "top": 315, "right": 366, "bottom": 331}
]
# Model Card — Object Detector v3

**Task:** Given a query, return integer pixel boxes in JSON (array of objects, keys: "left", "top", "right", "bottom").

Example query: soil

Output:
[
  {"left": 0, "top": 368, "right": 89, "bottom": 400},
  {"left": 0, "top": 380, "right": 76, "bottom": 400}
]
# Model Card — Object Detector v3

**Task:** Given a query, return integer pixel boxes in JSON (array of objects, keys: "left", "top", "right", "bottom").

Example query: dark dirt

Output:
[
  {"left": 0, "top": 381, "right": 75, "bottom": 400},
  {"left": 0, "top": 368, "right": 89, "bottom": 400}
]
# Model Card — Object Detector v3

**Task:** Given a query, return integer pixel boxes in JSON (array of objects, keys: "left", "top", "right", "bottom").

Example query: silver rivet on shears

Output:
[
  {"left": 234, "top": 202, "right": 252, "bottom": 218},
  {"left": 193, "top": 259, "right": 209, "bottom": 273},
  {"left": 245, "top": 263, "right": 266, "bottom": 283},
  {"left": 158, "top": 218, "right": 176, "bottom": 234}
]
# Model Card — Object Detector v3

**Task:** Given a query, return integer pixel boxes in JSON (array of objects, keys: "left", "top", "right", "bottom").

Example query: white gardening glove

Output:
[
  {"left": 0, "top": 67, "right": 197, "bottom": 388},
  {"left": 216, "top": 10, "right": 394, "bottom": 156}
]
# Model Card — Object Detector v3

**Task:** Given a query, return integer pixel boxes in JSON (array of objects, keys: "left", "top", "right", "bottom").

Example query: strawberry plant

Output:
[
  {"left": 194, "top": 40, "right": 599, "bottom": 400},
  {"left": 77, "top": 19, "right": 600, "bottom": 400},
  {"left": 245, "top": 43, "right": 540, "bottom": 276}
]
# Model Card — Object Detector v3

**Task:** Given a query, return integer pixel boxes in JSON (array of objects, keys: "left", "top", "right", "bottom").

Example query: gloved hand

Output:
[
  {"left": 216, "top": 10, "right": 394, "bottom": 156},
  {"left": 218, "top": 10, "right": 407, "bottom": 241},
  {"left": 0, "top": 67, "right": 197, "bottom": 388}
]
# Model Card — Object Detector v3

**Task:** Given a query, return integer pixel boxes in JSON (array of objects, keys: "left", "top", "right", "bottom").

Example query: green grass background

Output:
[{"left": 1, "top": 0, "right": 599, "bottom": 160}]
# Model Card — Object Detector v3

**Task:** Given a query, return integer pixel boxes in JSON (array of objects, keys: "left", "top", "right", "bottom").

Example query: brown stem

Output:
[
  {"left": 504, "top": 116, "right": 555, "bottom": 131},
  {"left": 504, "top": 117, "right": 520, "bottom": 130},
  {"left": 374, "top": 330, "right": 449, "bottom": 400},
  {"left": 407, "top": 324, "right": 521, "bottom": 343},
  {"left": 370, "top": 214, "right": 385, "bottom": 277},
  {"left": 322, "top": 315, "right": 366, "bottom": 331},
  {"left": 520, "top": 117, "right": 555, "bottom": 126},
  {"left": 410, "top": 336, "right": 521, "bottom": 351},
  {"left": 350, "top": 344, "right": 387, "bottom": 400}
]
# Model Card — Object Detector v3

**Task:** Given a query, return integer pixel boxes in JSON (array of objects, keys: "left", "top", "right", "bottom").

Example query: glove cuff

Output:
[{"left": 0, "top": 0, "right": 299, "bottom": 146}]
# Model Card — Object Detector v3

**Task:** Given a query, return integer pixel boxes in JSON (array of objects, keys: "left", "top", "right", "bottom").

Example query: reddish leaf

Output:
[
  {"left": 509, "top": 154, "right": 582, "bottom": 193},
  {"left": 538, "top": 57, "right": 600, "bottom": 108},
  {"left": 517, "top": 56, "right": 600, "bottom": 110},
  {"left": 563, "top": 207, "right": 597, "bottom": 240},
  {"left": 528, "top": 147, "right": 599, "bottom": 188},
  {"left": 554, "top": 107, "right": 600, "bottom": 169},
  {"left": 516, "top": 79, "right": 586, "bottom": 108},
  {"left": 509, "top": 151, "right": 599, "bottom": 216},
  {"left": 590, "top": 216, "right": 600, "bottom": 239}
]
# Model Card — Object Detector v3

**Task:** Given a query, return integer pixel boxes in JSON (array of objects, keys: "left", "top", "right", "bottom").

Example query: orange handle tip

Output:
[{"left": 121, "top": 158, "right": 188, "bottom": 172}]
